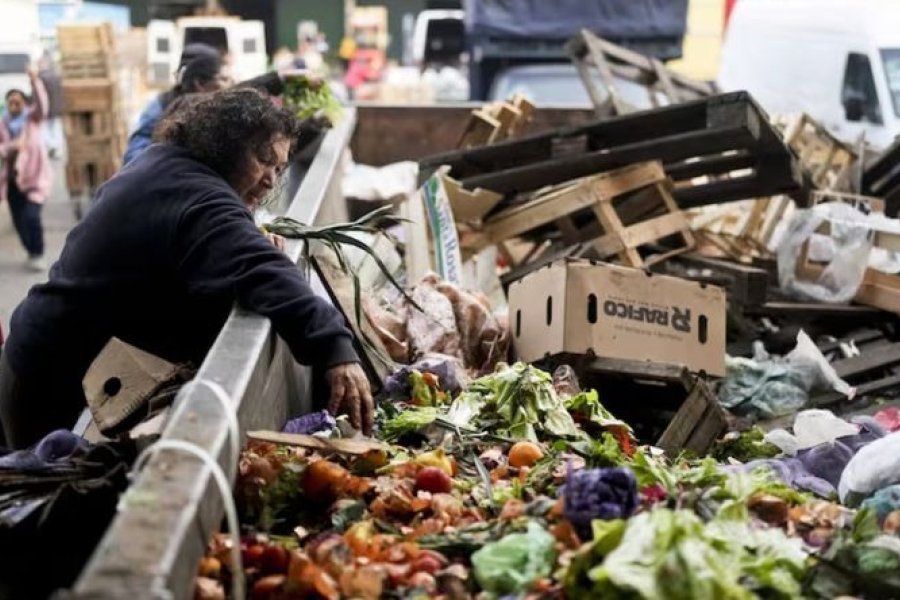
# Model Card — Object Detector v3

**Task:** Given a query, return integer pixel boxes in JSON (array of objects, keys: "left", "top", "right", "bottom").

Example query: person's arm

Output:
[
  {"left": 0, "top": 122, "right": 11, "bottom": 159},
  {"left": 27, "top": 68, "right": 47, "bottom": 124},
  {"left": 123, "top": 98, "right": 163, "bottom": 165},
  {"left": 174, "top": 192, "right": 358, "bottom": 370}
]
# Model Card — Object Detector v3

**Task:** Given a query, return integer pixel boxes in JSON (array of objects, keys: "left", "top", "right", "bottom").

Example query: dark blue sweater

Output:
[{"left": 6, "top": 144, "right": 357, "bottom": 382}]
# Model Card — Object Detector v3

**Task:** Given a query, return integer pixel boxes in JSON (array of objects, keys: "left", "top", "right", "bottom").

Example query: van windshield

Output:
[
  {"left": 883, "top": 49, "right": 900, "bottom": 117},
  {"left": 0, "top": 54, "right": 28, "bottom": 74}
]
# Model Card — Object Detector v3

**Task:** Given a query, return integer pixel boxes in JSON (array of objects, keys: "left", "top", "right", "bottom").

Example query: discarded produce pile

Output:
[{"left": 194, "top": 363, "right": 900, "bottom": 600}]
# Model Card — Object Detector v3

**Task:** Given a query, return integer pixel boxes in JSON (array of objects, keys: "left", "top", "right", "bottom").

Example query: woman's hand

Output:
[
  {"left": 325, "top": 362, "right": 374, "bottom": 435},
  {"left": 266, "top": 233, "right": 285, "bottom": 253}
]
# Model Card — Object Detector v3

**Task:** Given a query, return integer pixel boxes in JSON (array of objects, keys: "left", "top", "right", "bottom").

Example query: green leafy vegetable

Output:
[
  {"left": 283, "top": 75, "right": 342, "bottom": 124},
  {"left": 472, "top": 522, "right": 557, "bottom": 597},
  {"left": 379, "top": 405, "right": 442, "bottom": 442},
  {"left": 445, "top": 362, "right": 581, "bottom": 442},
  {"left": 564, "top": 508, "right": 807, "bottom": 600}
]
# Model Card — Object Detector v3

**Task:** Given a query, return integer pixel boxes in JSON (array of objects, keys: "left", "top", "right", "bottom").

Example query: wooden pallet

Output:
[
  {"left": 567, "top": 29, "right": 716, "bottom": 118},
  {"left": 776, "top": 113, "right": 858, "bottom": 191},
  {"left": 420, "top": 92, "right": 801, "bottom": 210},
  {"left": 468, "top": 161, "right": 694, "bottom": 268},
  {"left": 456, "top": 94, "right": 535, "bottom": 149}
]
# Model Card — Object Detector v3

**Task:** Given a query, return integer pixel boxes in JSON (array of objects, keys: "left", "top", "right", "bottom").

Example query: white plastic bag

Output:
[
  {"left": 764, "top": 409, "right": 859, "bottom": 455},
  {"left": 777, "top": 202, "right": 873, "bottom": 303},
  {"left": 839, "top": 430, "right": 900, "bottom": 505}
]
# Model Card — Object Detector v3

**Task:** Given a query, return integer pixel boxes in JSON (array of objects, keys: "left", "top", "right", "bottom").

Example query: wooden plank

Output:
[
  {"left": 483, "top": 180, "right": 596, "bottom": 241},
  {"left": 831, "top": 343, "right": 900, "bottom": 381},
  {"left": 247, "top": 431, "right": 387, "bottom": 455},
  {"left": 581, "top": 356, "right": 691, "bottom": 385},
  {"left": 618, "top": 211, "right": 689, "bottom": 249},
  {"left": 592, "top": 161, "right": 665, "bottom": 199},
  {"left": 656, "top": 385, "right": 708, "bottom": 453}
]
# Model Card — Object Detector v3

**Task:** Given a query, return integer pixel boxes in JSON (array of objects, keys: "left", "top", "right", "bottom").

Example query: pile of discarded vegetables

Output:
[{"left": 194, "top": 362, "right": 900, "bottom": 600}]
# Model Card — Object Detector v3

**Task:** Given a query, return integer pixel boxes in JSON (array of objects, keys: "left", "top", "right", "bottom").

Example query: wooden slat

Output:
[
  {"left": 617, "top": 210, "right": 688, "bottom": 249},
  {"left": 247, "top": 431, "right": 387, "bottom": 455}
]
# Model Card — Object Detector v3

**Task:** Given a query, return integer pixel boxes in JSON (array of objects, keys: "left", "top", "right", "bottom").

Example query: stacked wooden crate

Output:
[{"left": 57, "top": 23, "right": 126, "bottom": 195}]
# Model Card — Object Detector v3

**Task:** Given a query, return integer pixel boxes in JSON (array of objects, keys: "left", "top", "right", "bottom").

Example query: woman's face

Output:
[
  {"left": 232, "top": 135, "right": 291, "bottom": 211},
  {"left": 5, "top": 92, "right": 25, "bottom": 117}
]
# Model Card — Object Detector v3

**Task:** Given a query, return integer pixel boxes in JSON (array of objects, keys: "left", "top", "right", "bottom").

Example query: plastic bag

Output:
[
  {"left": 764, "top": 409, "right": 859, "bottom": 455},
  {"left": 471, "top": 522, "right": 557, "bottom": 595},
  {"left": 718, "top": 330, "right": 854, "bottom": 419},
  {"left": 839, "top": 431, "right": 900, "bottom": 505},
  {"left": 777, "top": 202, "right": 873, "bottom": 303}
]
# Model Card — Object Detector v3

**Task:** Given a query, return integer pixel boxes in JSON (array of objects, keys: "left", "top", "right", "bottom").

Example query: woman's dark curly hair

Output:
[{"left": 154, "top": 87, "right": 301, "bottom": 184}]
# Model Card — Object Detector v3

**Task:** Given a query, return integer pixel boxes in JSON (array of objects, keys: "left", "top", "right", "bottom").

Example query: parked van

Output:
[
  {"left": 0, "top": 0, "right": 41, "bottom": 100},
  {"left": 718, "top": 0, "right": 900, "bottom": 149},
  {"left": 147, "top": 16, "right": 266, "bottom": 87}
]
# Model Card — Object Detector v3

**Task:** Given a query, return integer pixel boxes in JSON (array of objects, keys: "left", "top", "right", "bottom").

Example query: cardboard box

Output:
[{"left": 507, "top": 260, "right": 726, "bottom": 376}]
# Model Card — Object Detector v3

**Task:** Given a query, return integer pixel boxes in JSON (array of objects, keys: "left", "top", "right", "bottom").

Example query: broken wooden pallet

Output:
[
  {"left": 776, "top": 113, "right": 858, "bottom": 191},
  {"left": 456, "top": 94, "right": 535, "bottom": 149},
  {"left": 420, "top": 92, "right": 801, "bottom": 210},
  {"left": 465, "top": 161, "right": 694, "bottom": 268},
  {"left": 567, "top": 29, "right": 716, "bottom": 118}
]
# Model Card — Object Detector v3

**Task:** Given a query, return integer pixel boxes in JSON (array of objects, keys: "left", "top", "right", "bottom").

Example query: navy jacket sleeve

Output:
[{"left": 174, "top": 191, "right": 358, "bottom": 370}]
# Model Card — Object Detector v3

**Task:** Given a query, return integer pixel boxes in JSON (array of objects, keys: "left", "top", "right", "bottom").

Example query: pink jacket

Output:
[{"left": 0, "top": 76, "right": 52, "bottom": 204}]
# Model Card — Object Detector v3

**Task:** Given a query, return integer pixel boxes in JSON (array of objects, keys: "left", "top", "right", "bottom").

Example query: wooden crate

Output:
[
  {"left": 776, "top": 113, "right": 858, "bottom": 191},
  {"left": 61, "top": 53, "right": 115, "bottom": 79},
  {"left": 63, "top": 111, "right": 123, "bottom": 141},
  {"left": 548, "top": 355, "right": 727, "bottom": 457},
  {"left": 67, "top": 135, "right": 125, "bottom": 163},
  {"left": 66, "top": 159, "right": 119, "bottom": 195},
  {"left": 62, "top": 79, "right": 119, "bottom": 113},
  {"left": 456, "top": 94, "right": 536, "bottom": 149},
  {"left": 567, "top": 29, "right": 716, "bottom": 118},
  {"left": 470, "top": 161, "right": 695, "bottom": 268},
  {"left": 57, "top": 23, "right": 115, "bottom": 57}
]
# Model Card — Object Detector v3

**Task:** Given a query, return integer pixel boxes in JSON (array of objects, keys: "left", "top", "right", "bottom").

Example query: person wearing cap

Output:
[{"left": 123, "top": 44, "right": 300, "bottom": 166}]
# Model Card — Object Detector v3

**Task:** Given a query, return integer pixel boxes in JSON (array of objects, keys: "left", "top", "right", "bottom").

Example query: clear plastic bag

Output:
[
  {"left": 839, "top": 430, "right": 900, "bottom": 506},
  {"left": 777, "top": 202, "right": 873, "bottom": 303}
]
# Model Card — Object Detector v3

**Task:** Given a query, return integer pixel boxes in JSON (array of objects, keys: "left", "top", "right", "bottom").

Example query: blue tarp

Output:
[{"left": 463, "top": 0, "right": 688, "bottom": 40}]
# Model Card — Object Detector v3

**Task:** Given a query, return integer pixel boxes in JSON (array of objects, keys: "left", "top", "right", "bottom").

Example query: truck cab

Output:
[{"left": 147, "top": 16, "right": 266, "bottom": 87}]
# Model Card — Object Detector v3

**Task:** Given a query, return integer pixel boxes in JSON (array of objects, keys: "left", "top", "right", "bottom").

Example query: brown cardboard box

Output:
[{"left": 507, "top": 260, "right": 726, "bottom": 376}]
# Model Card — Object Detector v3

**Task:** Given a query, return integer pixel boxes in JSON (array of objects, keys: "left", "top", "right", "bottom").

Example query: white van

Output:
[
  {"left": 718, "top": 0, "right": 900, "bottom": 149},
  {"left": 147, "top": 16, "right": 266, "bottom": 87},
  {"left": 0, "top": 0, "right": 41, "bottom": 100}
]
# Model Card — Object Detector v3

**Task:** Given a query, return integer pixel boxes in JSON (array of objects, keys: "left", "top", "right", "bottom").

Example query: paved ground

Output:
[{"left": 0, "top": 160, "right": 77, "bottom": 332}]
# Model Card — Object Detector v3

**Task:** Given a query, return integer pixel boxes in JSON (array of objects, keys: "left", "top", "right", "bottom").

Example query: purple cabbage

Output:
[
  {"left": 282, "top": 410, "right": 336, "bottom": 435},
  {"left": 383, "top": 355, "right": 464, "bottom": 398},
  {"left": 562, "top": 466, "right": 639, "bottom": 540}
]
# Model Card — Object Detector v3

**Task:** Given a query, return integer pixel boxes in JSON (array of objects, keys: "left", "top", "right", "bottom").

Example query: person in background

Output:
[
  {"left": 124, "top": 43, "right": 315, "bottom": 166},
  {"left": 123, "top": 44, "right": 232, "bottom": 165},
  {"left": 37, "top": 52, "right": 64, "bottom": 159},
  {"left": 0, "top": 87, "right": 372, "bottom": 449},
  {"left": 0, "top": 67, "right": 51, "bottom": 272}
]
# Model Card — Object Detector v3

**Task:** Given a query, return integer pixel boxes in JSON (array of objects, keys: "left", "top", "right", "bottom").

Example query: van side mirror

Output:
[{"left": 843, "top": 93, "right": 864, "bottom": 122}]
